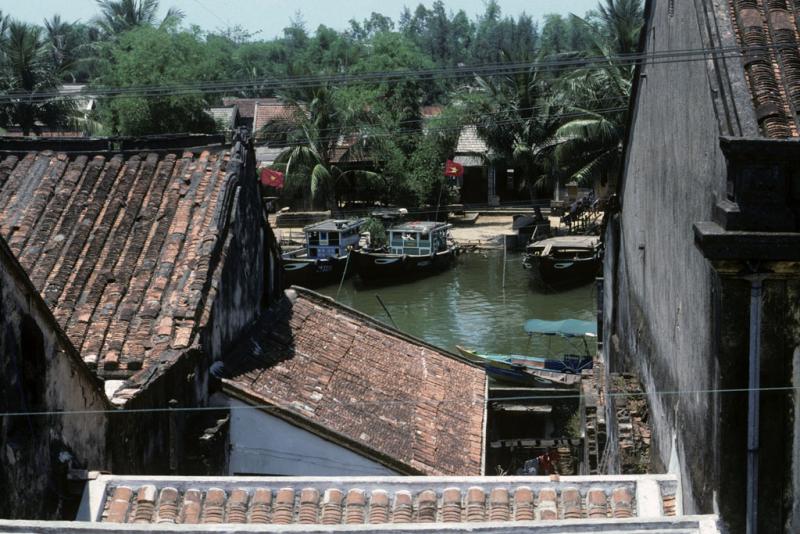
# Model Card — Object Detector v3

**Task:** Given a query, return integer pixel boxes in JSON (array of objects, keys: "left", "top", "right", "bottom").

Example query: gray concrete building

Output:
[{"left": 603, "top": 0, "right": 800, "bottom": 532}]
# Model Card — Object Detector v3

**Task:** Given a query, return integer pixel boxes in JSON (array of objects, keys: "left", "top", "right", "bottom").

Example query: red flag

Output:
[
  {"left": 260, "top": 168, "right": 285, "bottom": 189},
  {"left": 444, "top": 159, "right": 464, "bottom": 177}
]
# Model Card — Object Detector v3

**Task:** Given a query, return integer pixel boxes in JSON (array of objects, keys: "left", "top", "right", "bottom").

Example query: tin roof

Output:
[
  {"left": 389, "top": 221, "right": 450, "bottom": 233},
  {"left": 303, "top": 218, "right": 367, "bottom": 232}
]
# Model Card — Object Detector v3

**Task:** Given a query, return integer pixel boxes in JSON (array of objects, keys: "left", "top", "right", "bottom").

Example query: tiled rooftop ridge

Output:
[
  {"left": 0, "top": 143, "right": 238, "bottom": 380},
  {"left": 89, "top": 476, "right": 682, "bottom": 525},
  {"left": 729, "top": 0, "right": 800, "bottom": 137}
]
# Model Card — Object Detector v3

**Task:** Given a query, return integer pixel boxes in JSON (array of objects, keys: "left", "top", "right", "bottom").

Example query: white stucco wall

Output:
[{"left": 226, "top": 396, "right": 397, "bottom": 476}]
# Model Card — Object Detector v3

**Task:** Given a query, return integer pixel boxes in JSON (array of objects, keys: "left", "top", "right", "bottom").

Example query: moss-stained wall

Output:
[{"left": 0, "top": 240, "right": 109, "bottom": 519}]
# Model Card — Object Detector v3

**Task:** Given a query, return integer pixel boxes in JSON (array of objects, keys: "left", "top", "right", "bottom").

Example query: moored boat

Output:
[
  {"left": 522, "top": 235, "right": 601, "bottom": 289},
  {"left": 282, "top": 218, "right": 366, "bottom": 288},
  {"left": 455, "top": 318, "right": 596, "bottom": 387},
  {"left": 351, "top": 221, "right": 458, "bottom": 283}
]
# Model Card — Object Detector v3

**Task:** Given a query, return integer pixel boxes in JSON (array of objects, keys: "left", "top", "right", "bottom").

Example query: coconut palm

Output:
[
  {"left": 0, "top": 22, "right": 77, "bottom": 136},
  {"left": 554, "top": 0, "right": 643, "bottom": 187},
  {"left": 465, "top": 49, "right": 566, "bottom": 195},
  {"left": 264, "top": 86, "right": 380, "bottom": 209},
  {"left": 94, "top": 0, "right": 184, "bottom": 35}
]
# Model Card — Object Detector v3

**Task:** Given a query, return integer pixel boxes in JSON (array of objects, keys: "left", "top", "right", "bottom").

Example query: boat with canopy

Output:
[
  {"left": 281, "top": 218, "right": 367, "bottom": 288},
  {"left": 456, "top": 319, "right": 596, "bottom": 386},
  {"left": 350, "top": 221, "right": 458, "bottom": 283}
]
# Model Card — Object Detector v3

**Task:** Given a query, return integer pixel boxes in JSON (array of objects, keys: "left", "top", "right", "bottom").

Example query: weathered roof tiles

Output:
[
  {"left": 88, "top": 476, "right": 682, "bottom": 526},
  {"left": 0, "top": 145, "right": 234, "bottom": 379},
  {"left": 729, "top": 0, "right": 800, "bottom": 137},
  {"left": 218, "top": 287, "right": 487, "bottom": 476}
]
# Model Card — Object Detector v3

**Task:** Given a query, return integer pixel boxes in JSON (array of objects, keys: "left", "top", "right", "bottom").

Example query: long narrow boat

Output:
[
  {"left": 351, "top": 221, "right": 458, "bottom": 283},
  {"left": 281, "top": 218, "right": 366, "bottom": 288},
  {"left": 456, "top": 345, "right": 592, "bottom": 386},
  {"left": 522, "top": 235, "right": 601, "bottom": 289},
  {"left": 456, "top": 318, "right": 597, "bottom": 387}
]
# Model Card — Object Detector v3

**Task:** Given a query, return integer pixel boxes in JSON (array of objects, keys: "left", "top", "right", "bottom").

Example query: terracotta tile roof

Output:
[
  {"left": 83, "top": 474, "right": 690, "bottom": 526},
  {"left": 0, "top": 140, "right": 237, "bottom": 380},
  {"left": 253, "top": 100, "right": 302, "bottom": 133},
  {"left": 218, "top": 287, "right": 487, "bottom": 476},
  {"left": 728, "top": 0, "right": 800, "bottom": 137}
]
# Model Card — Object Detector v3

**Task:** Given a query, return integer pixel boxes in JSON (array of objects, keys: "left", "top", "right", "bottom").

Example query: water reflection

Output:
[{"left": 317, "top": 251, "right": 596, "bottom": 356}]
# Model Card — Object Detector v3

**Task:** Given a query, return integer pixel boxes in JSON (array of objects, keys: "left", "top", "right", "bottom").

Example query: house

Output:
[
  {"left": 0, "top": 132, "right": 283, "bottom": 484},
  {"left": 220, "top": 98, "right": 298, "bottom": 136},
  {"left": 0, "top": 235, "right": 109, "bottom": 520},
  {"left": 453, "top": 125, "right": 496, "bottom": 205},
  {"left": 0, "top": 472, "right": 724, "bottom": 532},
  {"left": 603, "top": 0, "right": 800, "bottom": 532},
  {"left": 211, "top": 286, "right": 488, "bottom": 477},
  {"left": 206, "top": 105, "right": 239, "bottom": 133}
]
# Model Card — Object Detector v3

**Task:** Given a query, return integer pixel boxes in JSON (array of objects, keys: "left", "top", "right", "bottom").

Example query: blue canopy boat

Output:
[{"left": 456, "top": 319, "right": 597, "bottom": 386}]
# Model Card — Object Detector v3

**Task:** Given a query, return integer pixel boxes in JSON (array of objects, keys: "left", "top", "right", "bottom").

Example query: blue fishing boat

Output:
[
  {"left": 456, "top": 319, "right": 597, "bottom": 386},
  {"left": 282, "top": 218, "right": 367, "bottom": 288}
]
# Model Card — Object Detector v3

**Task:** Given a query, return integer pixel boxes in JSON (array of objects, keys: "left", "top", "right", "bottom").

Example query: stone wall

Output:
[{"left": 0, "top": 239, "right": 109, "bottom": 519}]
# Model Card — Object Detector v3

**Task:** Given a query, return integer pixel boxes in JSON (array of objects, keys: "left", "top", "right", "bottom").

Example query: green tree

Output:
[
  {"left": 264, "top": 86, "right": 378, "bottom": 210},
  {"left": 95, "top": 26, "right": 217, "bottom": 135},
  {"left": 554, "top": 0, "right": 643, "bottom": 187},
  {"left": 0, "top": 21, "right": 77, "bottom": 135},
  {"left": 94, "top": 0, "right": 184, "bottom": 35}
]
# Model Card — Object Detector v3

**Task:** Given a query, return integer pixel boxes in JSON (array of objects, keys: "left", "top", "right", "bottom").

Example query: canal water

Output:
[{"left": 317, "top": 250, "right": 596, "bottom": 356}]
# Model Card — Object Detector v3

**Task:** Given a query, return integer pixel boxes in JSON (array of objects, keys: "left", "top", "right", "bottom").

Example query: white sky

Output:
[{"left": 5, "top": 0, "right": 601, "bottom": 38}]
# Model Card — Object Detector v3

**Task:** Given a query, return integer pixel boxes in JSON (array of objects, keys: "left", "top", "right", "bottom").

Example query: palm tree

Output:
[
  {"left": 554, "top": 0, "right": 643, "bottom": 187},
  {"left": 264, "top": 86, "right": 379, "bottom": 209},
  {"left": 94, "top": 0, "right": 184, "bottom": 35},
  {"left": 465, "top": 49, "right": 566, "bottom": 196},
  {"left": 0, "top": 22, "right": 77, "bottom": 135}
]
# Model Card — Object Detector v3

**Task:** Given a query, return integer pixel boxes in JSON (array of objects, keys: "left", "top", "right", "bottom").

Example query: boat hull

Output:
[
  {"left": 282, "top": 255, "right": 351, "bottom": 288},
  {"left": 351, "top": 247, "right": 456, "bottom": 283},
  {"left": 524, "top": 254, "right": 601, "bottom": 289}
]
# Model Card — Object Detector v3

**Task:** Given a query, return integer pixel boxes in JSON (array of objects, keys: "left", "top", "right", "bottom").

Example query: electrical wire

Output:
[
  {"left": 0, "top": 43, "right": 779, "bottom": 104},
  {"left": 0, "top": 385, "right": 796, "bottom": 418}
]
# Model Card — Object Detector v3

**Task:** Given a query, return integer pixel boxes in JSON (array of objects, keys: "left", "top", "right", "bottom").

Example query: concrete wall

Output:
[
  {"left": 225, "top": 397, "right": 397, "bottom": 476},
  {"left": 605, "top": 0, "right": 728, "bottom": 518},
  {"left": 0, "top": 241, "right": 109, "bottom": 519}
]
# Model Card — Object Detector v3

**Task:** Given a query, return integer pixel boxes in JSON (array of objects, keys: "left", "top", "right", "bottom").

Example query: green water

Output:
[{"left": 317, "top": 250, "right": 596, "bottom": 356}]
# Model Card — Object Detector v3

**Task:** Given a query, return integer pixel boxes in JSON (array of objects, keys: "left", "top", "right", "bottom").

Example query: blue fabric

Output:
[{"left": 523, "top": 318, "right": 597, "bottom": 337}]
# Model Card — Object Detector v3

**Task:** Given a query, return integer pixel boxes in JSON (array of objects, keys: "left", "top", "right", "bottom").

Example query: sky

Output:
[{"left": 7, "top": 1, "right": 600, "bottom": 38}]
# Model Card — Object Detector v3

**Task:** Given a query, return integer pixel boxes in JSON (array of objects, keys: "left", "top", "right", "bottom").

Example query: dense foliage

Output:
[{"left": 0, "top": 0, "right": 643, "bottom": 206}]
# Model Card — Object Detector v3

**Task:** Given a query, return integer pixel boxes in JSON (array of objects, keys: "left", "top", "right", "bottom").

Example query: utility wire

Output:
[
  {"left": 0, "top": 43, "right": 777, "bottom": 104},
  {"left": 0, "top": 385, "right": 797, "bottom": 418}
]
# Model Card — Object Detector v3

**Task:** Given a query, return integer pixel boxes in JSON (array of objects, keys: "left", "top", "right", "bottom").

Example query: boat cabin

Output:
[
  {"left": 304, "top": 219, "right": 366, "bottom": 259},
  {"left": 388, "top": 221, "right": 451, "bottom": 255},
  {"left": 526, "top": 235, "right": 599, "bottom": 259}
]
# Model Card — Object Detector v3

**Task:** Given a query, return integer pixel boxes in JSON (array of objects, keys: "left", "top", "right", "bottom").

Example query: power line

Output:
[
  {"left": 0, "top": 384, "right": 796, "bottom": 418},
  {"left": 0, "top": 43, "right": 777, "bottom": 104}
]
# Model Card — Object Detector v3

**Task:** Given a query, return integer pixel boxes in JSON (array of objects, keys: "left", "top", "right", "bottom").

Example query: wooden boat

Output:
[
  {"left": 522, "top": 235, "right": 601, "bottom": 288},
  {"left": 351, "top": 221, "right": 458, "bottom": 283},
  {"left": 456, "top": 319, "right": 596, "bottom": 387},
  {"left": 281, "top": 218, "right": 366, "bottom": 288},
  {"left": 456, "top": 345, "right": 592, "bottom": 386}
]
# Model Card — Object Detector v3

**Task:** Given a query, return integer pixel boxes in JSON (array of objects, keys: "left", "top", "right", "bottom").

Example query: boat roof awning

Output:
[{"left": 523, "top": 319, "right": 597, "bottom": 337}]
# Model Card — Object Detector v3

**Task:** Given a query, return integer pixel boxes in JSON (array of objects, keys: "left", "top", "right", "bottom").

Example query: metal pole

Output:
[
  {"left": 335, "top": 251, "right": 351, "bottom": 300},
  {"left": 746, "top": 277, "right": 763, "bottom": 534},
  {"left": 502, "top": 235, "right": 507, "bottom": 289}
]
